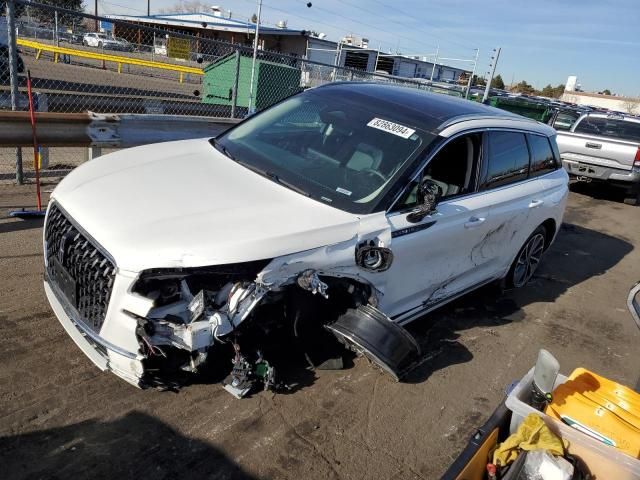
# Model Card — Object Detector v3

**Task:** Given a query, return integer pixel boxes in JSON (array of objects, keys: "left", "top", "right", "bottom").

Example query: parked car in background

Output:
[
  {"left": 557, "top": 113, "right": 640, "bottom": 205},
  {"left": 43, "top": 83, "right": 568, "bottom": 392},
  {"left": 82, "top": 32, "right": 132, "bottom": 51},
  {"left": 58, "top": 31, "right": 83, "bottom": 45}
]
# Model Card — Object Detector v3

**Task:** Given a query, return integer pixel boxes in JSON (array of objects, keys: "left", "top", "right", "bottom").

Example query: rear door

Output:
[{"left": 475, "top": 131, "right": 565, "bottom": 276}]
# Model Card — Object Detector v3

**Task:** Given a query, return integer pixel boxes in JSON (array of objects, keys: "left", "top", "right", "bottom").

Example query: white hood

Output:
[{"left": 52, "top": 139, "right": 361, "bottom": 272}]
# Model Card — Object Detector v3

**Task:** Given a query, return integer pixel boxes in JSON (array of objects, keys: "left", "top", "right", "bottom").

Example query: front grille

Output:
[{"left": 45, "top": 204, "right": 116, "bottom": 332}]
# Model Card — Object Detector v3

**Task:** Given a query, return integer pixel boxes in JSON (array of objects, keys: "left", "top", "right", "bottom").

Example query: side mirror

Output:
[
  {"left": 628, "top": 282, "right": 640, "bottom": 331},
  {"left": 407, "top": 178, "right": 442, "bottom": 223}
]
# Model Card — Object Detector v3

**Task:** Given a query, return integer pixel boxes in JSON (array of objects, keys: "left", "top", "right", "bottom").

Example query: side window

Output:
[
  {"left": 552, "top": 111, "right": 579, "bottom": 131},
  {"left": 527, "top": 134, "right": 557, "bottom": 177},
  {"left": 481, "top": 131, "right": 529, "bottom": 190},
  {"left": 394, "top": 133, "right": 482, "bottom": 210}
]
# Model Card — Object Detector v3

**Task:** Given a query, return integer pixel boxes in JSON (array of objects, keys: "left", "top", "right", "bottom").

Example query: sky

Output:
[{"left": 96, "top": 0, "right": 640, "bottom": 96}]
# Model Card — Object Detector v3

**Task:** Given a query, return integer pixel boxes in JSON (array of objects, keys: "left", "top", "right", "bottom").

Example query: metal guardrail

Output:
[
  {"left": 17, "top": 39, "right": 204, "bottom": 82},
  {"left": 0, "top": 111, "right": 239, "bottom": 147}
]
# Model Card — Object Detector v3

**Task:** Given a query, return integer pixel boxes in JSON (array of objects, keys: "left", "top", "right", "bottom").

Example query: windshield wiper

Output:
[
  {"left": 211, "top": 138, "right": 235, "bottom": 160},
  {"left": 264, "top": 171, "right": 311, "bottom": 197},
  {"left": 212, "top": 139, "right": 310, "bottom": 197}
]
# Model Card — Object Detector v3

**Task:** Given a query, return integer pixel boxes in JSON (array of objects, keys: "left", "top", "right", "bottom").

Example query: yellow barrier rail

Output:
[{"left": 17, "top": 38, "right": 203, "bottom": 83}]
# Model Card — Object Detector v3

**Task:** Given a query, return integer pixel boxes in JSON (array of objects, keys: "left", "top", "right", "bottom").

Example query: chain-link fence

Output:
[{"left": 1, "top": 0, "right": 465, "bottom": 183}]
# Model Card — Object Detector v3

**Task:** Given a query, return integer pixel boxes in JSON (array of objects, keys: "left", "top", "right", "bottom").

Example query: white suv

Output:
[{"left": 43, "top": 83, "right": 568, "bottom": 391}]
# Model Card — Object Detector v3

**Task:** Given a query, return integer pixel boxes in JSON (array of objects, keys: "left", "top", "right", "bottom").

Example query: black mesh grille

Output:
[{"left": 45, "top": 204, "right": 116, "bottom": 332}]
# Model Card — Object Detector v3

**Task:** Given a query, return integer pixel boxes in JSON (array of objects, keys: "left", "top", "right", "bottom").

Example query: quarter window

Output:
[
  {"left": 481, "top": 131, "right": 529, "bottom": 189},
  {"left": 552, "top": 111, "right": 580, "bottom": 131},
  {"left": 528, "top": 134, "right": 557, "bottom": 177}
]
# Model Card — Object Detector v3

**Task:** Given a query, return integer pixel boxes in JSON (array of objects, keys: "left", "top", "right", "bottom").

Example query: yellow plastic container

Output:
[{"left": 545, "top": 368, "right": 640, "bottom": 458}]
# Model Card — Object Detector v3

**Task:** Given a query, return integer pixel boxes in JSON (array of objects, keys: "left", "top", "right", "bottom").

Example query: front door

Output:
[{"left": 379, "top": 132, "right": 495, "bottom": 322}]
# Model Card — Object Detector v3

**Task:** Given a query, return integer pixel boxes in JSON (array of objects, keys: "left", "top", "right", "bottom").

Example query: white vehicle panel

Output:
[
  {"left": 51, "top": 139, "right": 361, "bottom": 272},
  {"left": 383, "top": 194, "right": 492, "bottom": 319}
]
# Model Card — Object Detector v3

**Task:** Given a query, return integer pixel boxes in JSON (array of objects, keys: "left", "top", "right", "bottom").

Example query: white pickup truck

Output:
[{"left": 557, "top": 113, "right": 640, "bottom": 205}]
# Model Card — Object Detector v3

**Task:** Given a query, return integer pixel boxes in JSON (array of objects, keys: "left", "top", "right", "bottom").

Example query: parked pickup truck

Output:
[{"left": 557, "top": 113, "right": 640, "bottom": 205}]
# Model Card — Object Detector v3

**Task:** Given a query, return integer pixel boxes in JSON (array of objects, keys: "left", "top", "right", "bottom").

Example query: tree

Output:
[
  {"left": 601, "top": 89, "right": 611, "bottom": 95},
  {"left": 624, "top": 100, "right": 638, "bottom": 115},
  {"left": 27, "top": 0, "right": 84, "bottom": 26},
  {"left": 510, "top": 80, "right": 535, "bottom": 95},
  {"left": 1, "top": 1, "right": 26, "bottom": 18},
  {"left": 490, "top": 74, "right": 505, "bottom": 90},
  {"left": 472, "top": 75, "right": 486, "bottom": 87},
  {"left": 160, "top": 1, "right": 209, "bottom": 14},
  {"left": 539, "top": 84, "right": 555, "bottom": 98},
  {"left": 552, "top": 84, "right": 565, "bottom": 98}
]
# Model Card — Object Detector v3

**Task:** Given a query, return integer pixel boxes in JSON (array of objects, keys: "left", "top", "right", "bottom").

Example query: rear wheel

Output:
[
  {"left": 623, "top": 190, "right": 640, "bottom": 206},
  {"left": 507, "top": 226, "right": 546, "bottom": 288}
]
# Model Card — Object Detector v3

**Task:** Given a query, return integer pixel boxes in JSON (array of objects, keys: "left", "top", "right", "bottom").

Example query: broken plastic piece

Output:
[
  {"left": 296, "top": 269, "right": 329, "bottom": 299},
  {"left": 222, "top": 344, "right": 281, "bottom": 398},
  {"left": 188, "top": 289, "right": 206, "bottom": 322},
  {"left": 223, "top": 342, "right": 254, "bottom": 399},
  {"left": 326, "top": 305, "right": 421, "bottom": 380}
]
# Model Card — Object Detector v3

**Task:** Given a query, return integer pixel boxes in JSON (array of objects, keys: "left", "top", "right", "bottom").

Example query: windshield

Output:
[{"left": 216, "top": 88, "right": 433, "bottom": 213}]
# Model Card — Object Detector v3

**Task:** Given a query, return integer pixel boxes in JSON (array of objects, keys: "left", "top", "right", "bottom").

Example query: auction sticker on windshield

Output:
[{"left": 367, "top": 118, "right": 416, "bottom": 139}]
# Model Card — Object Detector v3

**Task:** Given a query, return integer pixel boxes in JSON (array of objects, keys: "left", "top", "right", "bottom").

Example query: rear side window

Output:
[
  {"left": 528, "top": 134, "right": 557, "bottom": 177},
  {"left": 574, "top": 117, "right": 640, "bottom": 142},
  {"left": 481, "top": 131, "right": 529, "bottom": 189},
  {"left": 552, "top": 111, "right": 580, "bottom": 131}
]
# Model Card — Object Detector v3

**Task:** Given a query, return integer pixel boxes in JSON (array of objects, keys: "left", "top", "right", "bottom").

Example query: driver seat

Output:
[{"left": 347, "top": 143, "right": 384, "bottom": 172}]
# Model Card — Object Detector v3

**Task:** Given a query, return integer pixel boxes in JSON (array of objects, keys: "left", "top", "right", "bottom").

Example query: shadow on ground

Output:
[
  {"left": 0, "top": 217, "right": 44, "bottom": 235},
  {"left": 403, "top": 222, "right": 633, "bottom": 383},
  {"left": 1, "top": 411, "right": 257, "bottom": 480},
  {"left": 569, "top": 180, "right": 632, "bottom": 204}
]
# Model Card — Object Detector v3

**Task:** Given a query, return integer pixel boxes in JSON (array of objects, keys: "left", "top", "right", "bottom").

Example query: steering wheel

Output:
[{"left": 360, "top": 168, "right": 387, "bottom": 183}]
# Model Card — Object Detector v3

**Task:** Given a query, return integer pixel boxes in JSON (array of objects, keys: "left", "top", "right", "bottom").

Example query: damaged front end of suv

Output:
[
  {"left": 123, "top": 242, "right": 416, "bottom": 396},
  {"left": 43, "top": 195, "right": 419, "bottom": 398}
]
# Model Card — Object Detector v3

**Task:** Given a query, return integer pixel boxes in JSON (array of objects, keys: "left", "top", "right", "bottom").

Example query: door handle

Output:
[
  {"left": 464, "top": 216, "right": 486, "bottom": 228},
  {"left": 528, "top": 199, "right": 544, "bottom": 208}
]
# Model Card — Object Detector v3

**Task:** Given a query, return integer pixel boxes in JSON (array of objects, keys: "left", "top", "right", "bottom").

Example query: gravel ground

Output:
[{"left": 0, "top": 180, "right": 638, "bottom": 480}]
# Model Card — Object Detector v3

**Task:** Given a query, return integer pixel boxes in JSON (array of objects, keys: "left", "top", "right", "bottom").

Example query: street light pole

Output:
[
  {"left": 482, "top": 47, "right": 501, "bottom": 103},
  {"left": 247, "top": 0, "right": 262, "bottom": 115},
  {"left": 147, "top": 0, "right": 150, "bottom": 16},
  {"left": 429, "top": 44, "right": 439, "bottom": 83},
  {"left": 465, "top": 48, "right": 479, "bottom": 99}
]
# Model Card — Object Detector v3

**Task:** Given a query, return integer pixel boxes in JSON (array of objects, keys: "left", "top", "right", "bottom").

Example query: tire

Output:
[
  {"left": 506, "top": 226, "right": 547, "bottom": 288},
  {"left": 98, "top": 41, "right": 103, "bottom": 48},
  {"left": 623, "top": 191, "right": 640, "bottom": 206}
]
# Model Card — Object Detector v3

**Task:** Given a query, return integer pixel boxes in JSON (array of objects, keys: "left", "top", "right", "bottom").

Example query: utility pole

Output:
[
  {"left": 429, "top": 44, "right": 439, "bottom": 83},
  {"left": 54, "top": 10, "right": 59, "bottom": 47},
  {"left": 6, "top": 0, "right": 23, "bottom": 184},
  {"left": 482, "top": 47, "right": 501, "bottom": 103},
  {"left": 464, "top": 48, "right": 479, "bottom": 99},
  {"left": 94, "top": 0, "right": 98, "bottom": 31},
  {"left": 247, "top": 0, "right": 262, "bottom": 115},
  {"left": 147, "top": 0, "right": 150, "bottom": 16}
]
